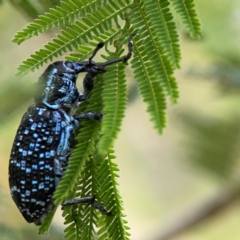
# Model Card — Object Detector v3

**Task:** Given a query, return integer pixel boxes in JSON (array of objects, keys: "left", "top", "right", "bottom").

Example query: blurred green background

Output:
[{"left": 1, "top": 1, "right": 240, "bottom": 239}]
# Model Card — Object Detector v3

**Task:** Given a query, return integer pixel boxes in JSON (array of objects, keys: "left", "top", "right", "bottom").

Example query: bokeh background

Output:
[{"left": 1, "top": 1, "right": 240, "bottom": 239}]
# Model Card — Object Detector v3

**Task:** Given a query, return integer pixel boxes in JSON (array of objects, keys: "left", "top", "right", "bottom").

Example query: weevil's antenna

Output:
[
  {"left": 100, "top": 34, "right": 136, "bottom": 67},
  {"left": 89, "top": 42, "right": 104, "bottom": 65}
]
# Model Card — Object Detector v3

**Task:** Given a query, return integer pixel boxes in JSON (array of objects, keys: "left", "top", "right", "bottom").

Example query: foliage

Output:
[{"left": 12, "top": 0, "right": 201, "bottom": 239}]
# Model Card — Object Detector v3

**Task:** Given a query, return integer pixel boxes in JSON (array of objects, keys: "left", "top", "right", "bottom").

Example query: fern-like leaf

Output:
[
  {"left": 62, "top": 159, "right": 99, "bottom": 240},
  {"left": 12, "top": 0, "right": 102, "bottom": 44},
  {"left": 170, "top": 0, "right": 201, "bottom": 38},
  {"left": 98, "top": 52, "right": 128, "bottom": 155},
  {"left": 129, "top": 1, "right": 179, "bottom": 103},
  {"left": 96, "top": 149, "right": 130, "bottom": 240},
  {"left": 131, "top": 36, "right": 167, "bottom": 133},
  {"left": 16, "top": 0, "right": 131, "bottom": 77},
  {"left": 143, "top": 0, "right": 181, "bottom": 68}
]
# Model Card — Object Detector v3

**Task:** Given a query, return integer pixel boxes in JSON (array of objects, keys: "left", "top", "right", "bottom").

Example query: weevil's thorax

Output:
[{"left": 34, "top": 61, "right": 83, "bottom": 111}]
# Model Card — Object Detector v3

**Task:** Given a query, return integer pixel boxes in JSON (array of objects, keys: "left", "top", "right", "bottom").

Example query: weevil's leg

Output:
[
  {"left": 79, "top": 43, "right": 105, "bottom": 102},
  {"left": 78, "top": 72, "right": 98, "bottom": 102},
  {"left": 72, "top": 112, "right": 102, "bottom": 133},
  {"left": 74, "top": 111, "right": 103, "bottom": 121},
  {"left": 62, "top": 196, "right": 111, "bottom": 215},
  {"left": 79, "top": 34, "right": 135, "bottom": 102},
  {"left": 93, "top": 201, "right": 112, "bottom": 216},
  {"left": 62, "top": 196, "right": 95, "bottom": 205},
  {"left": 54, "top": 154, "right": 72, "bottom": 187},
  {"left": 99, "top": 34, "right": 135, "bottom": 67}
]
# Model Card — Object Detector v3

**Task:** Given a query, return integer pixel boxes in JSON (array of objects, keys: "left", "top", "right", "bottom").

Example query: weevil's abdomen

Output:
[{"left": 9, "top": 104, "right": 76, "bottom": 224}]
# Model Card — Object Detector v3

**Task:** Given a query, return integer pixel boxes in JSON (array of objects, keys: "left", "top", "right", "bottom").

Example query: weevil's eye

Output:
[{"left": 65, "top": 61, "right": 75, "bottom": 70}]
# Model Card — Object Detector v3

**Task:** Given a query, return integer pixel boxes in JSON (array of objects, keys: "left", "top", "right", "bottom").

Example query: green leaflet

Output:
[
  {"left": 62, "top": 158, "right": 99, "bottom": 240},
  {"left": 12, "top": 0, "right": 100, "bottom": 44},
  {"left": 143, "top": 0, "right": 181, "bottom": 68},
  {"left": 131, "top": 35, "right": 167, "bottom": 133},
  {"left": 98, "top": 52, "right": 128, "bottom": 155},
  {"left": 129, "top": 1, "right": 179, "bottom": 103},
  {"left": 62, "top": 149, "right": 130, "bottom": 240},
  {"left": 15, "top": 0, "right": 130, "bottom": 77},
  {"left": 96, "top": 149, "right": 130, "bottom": 240},
  {"left": 170, "top": 0, "right": 202, "bottom": 38}
]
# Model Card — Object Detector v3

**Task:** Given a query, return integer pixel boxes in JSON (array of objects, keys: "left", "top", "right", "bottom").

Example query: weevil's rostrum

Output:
[{"left": 9, "top": 36, "right": 134, "bottom": 225}]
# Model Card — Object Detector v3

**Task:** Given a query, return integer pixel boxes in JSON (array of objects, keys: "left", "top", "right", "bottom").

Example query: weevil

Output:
[{"left": 9, "top": 35, "right": 134, "bottom": 225}]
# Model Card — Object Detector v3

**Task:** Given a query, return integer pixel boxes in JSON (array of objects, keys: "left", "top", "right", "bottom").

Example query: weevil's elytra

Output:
[{"left": 9, "top": 35, "right": 134, "bottom": 225}]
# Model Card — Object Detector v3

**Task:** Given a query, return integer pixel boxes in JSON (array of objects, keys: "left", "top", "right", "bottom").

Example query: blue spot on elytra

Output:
[
  {"left": 38, "top": 183, "right": 44, "bottom": 190},
  {"left": 32, "top": 164, "right": 38, "bottom": 170},
  {"left": 24, "top": 129, "right": 29, "bottom": 134},
  {"left": 47, "top": 136, "right": 53, "bottom": 144},
  {"left": 21, "top": 160, "right": 26, "bottom": 166},
  {"left": 29, "top": 143, "right": 35, "bottom": 149},
  {"left": 22, "top": 150, "right": 27, "bottom": 157},
  {"left": 25, "top": 190, "right": 30, "bottom": 196},
  {"left": 32, "top": 180, "right": 38, "bottom": 185},
  {"left": 31, "top": 123, "right": 37, "bottom": 130}
]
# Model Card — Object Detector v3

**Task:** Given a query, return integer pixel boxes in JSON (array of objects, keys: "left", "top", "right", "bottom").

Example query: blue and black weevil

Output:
[{"left": 9, "top": 36, "right": 134, "bottom": 225}]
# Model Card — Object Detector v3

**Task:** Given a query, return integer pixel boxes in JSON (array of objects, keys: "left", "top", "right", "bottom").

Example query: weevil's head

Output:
[
  {"left": 34, "top": 61, "right": 87, "bottom": 110},
  {"left": 34, "top": 60, "right": 106, "bottom": 110},
  {"left": 41, "top": 61, "right": 88, "bottom": 83}
]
